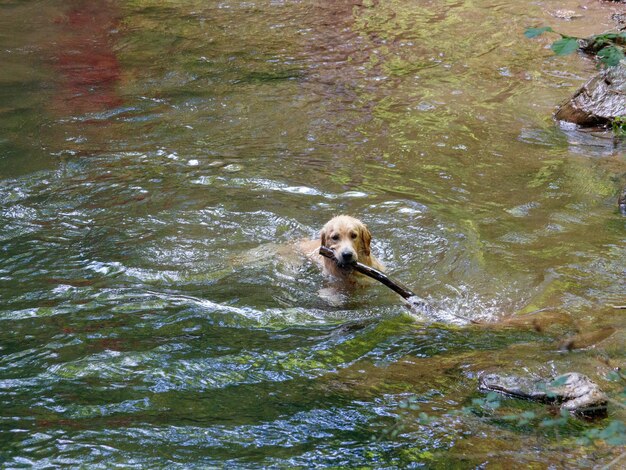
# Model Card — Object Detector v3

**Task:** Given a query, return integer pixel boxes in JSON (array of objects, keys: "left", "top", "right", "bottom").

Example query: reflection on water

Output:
[
  {"left": 0, "top": 0, "right": 625, "bottom": 467},
  {"left": 51, "top": 0, "right": 123, "bottom": 116}
]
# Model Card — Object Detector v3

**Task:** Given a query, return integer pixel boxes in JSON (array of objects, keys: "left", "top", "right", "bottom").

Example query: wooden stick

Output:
[
  {"left": 318, "top": 245, "right": 433, "bottom": 316},
  {"left": 318, "top": 246, "right": 416, "bottom": 299},
  {"left": 318, "top": 246, "right": 478, "bottom": 322}
]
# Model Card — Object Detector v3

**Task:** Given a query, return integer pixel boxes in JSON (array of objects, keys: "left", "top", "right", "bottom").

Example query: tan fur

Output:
[{"left": 299, "top": 215, "right": 384, "bottom": 284}]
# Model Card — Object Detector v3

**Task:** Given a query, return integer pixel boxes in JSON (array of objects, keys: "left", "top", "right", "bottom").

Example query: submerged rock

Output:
[
  {"left": 479, "top": 372, "right": 608, "bottom": 417},
  {"left": 619, "top": 186, "right": 626, "bottom": 214},
  {"left": 555, "top": 64, "right": 626, "bottom": 127}
]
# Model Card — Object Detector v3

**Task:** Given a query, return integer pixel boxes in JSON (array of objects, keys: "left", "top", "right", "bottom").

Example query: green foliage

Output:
[
  {"left": 580, "top": 420, "right": 626, "bottom": 446},
  {"left": 398, "top": 395, "right": 421, "bottom": 411},
  {"left": 611, "top": 116, "right": 626, "bottom": 136},
  {"left": 472, "top": 391, "right": 502, "bottom": 411},
  {"left": 550, "top": 37, "right": 579, "bottom": 56},
  {"left": 525, "top": 26, "right": 626, "bottom": 67},
  {"left": 540, "top": 408, "right": 570, "bottom": 429},
  {"left": 524, "top": 26, "right": 554, "bottom": 39},
  {"left": 467, "top": 372, "right": 626, "bottom": 451},
  {"left": 597, "top": 46, "right": 626, "bottom": 67},
  {"left": 503, "top": 410, "right": 537, "bottom": 426},
  {"left": 376, "top": 395, "right": 432, "bottom": 442},
  {"left": 379, "top": 372, "right": 626, "bottom": 464}
]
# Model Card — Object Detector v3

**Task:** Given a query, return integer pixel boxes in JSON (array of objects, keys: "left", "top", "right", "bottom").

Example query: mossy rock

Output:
[{"left": 555, "top": 64, "right": 626, "bottom": 127}]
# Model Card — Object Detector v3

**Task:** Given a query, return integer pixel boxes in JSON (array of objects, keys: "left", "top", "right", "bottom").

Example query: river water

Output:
[{"left": 1, "top": 0, "right": 625, "bottom": 467}]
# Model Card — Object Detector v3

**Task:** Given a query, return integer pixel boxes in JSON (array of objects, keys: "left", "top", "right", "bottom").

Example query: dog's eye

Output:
[
  {"left": 350, "top": 232, "right": 357, "bottom": 239},
  {"left": 331, "top": 234, "right": 339, "bottom": 241}
]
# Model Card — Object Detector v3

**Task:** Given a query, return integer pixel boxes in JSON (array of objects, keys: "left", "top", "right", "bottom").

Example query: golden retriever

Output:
[{"left": 299, "top": 215, "right": 384, "bottom": 284}]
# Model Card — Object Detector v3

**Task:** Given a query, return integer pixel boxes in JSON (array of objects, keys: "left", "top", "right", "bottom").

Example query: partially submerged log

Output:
[{"left": 555, "top": 63, "right": 626, "bottom": 126}]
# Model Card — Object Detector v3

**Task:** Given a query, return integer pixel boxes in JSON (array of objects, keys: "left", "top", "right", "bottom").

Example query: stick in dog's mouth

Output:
[
  {"left": 319, "top": 246, "right": 355, "bottom": 270},
  {"left": 336, "top": 258, "right": 356, "bottom": 270}
]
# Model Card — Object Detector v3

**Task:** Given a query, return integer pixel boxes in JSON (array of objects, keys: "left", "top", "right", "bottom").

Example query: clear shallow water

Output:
[{"left": 1, "top": 0, "right": 625, "bottom": 467}]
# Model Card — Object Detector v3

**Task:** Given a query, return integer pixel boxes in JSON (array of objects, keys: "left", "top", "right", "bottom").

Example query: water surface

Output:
[{"left": 1, "top": 0, "right": 625, "bottom": 467}]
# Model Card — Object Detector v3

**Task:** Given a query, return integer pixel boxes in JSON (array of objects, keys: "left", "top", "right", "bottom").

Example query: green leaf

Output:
[
  {"left": 606, "top": 370, "right": 625, "bottom": 381},
  {"left": 551, "top": 37, "right": 579, "bottom": 55},
  {"left": 550, "top": 376, "right": 568, "bottom": 386},
  {"left": 525, "top": 26, "right": 553, "bottom": 38},
  {"left": 597, "top": 46, "right": 625, "bottom": 67},
  {"left": 596, "top": 33, "right": 619, "bottom": 40},
  {"left": 418, "top": 412, "right": 431, "bottom": 424}
]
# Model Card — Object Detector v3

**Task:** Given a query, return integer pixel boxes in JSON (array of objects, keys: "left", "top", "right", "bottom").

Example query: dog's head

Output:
[{"left": 320, "top": 215, "right": 372, "bottom": 269}]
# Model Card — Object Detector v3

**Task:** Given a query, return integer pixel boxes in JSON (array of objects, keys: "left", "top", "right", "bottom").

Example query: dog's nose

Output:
[{"left": 340, "top": 250, "right": 355, "bottom": 263}]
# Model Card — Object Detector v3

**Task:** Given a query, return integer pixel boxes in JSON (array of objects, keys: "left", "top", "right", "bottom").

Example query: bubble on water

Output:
[
  {"left": 339, "top": 191, "right": 368, "bottom": 198},
  {"left": 506, "top": 202, "right": 540, "bottom": 218},
  {"left": 222, "top": 164, "right": 243, "bottom": 173}
]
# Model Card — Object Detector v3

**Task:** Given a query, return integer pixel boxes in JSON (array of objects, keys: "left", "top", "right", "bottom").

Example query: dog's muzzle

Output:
[{"left": 337, "top": 250, "right": 357, "bottom": 269}]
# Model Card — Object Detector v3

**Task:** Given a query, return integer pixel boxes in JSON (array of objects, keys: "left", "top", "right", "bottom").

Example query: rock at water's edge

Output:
[
  {"left": 479, "top": 372, "right": 608, "bottom": 417},
  {"left": 555, "top": 64, "right": 626, "bottom": 126}
]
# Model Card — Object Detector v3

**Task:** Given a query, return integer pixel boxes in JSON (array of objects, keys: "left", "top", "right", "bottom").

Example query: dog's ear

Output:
[
  {"left": 320, "top": 228, "right": 327, "bottom": 247},
  {"left": 359, "top": 223, "right": 371, "bottom": 256}
]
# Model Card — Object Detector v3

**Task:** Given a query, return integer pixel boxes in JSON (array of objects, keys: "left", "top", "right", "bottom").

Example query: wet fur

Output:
[{"left": 299, "top": 215, "right": 384, "bottom": 284}]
